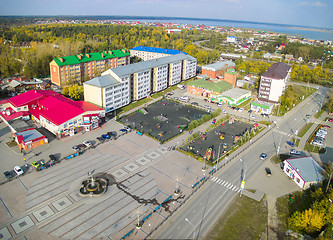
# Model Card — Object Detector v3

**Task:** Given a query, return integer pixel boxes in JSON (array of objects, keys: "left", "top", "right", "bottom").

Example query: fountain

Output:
[{"left": 79, "top": 171, "right": 108, "bottom": 196}]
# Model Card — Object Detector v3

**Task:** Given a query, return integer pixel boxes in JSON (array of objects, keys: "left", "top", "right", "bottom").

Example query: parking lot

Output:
[{"left": 119, "top": 99, "right": 207, "bottom": 142}]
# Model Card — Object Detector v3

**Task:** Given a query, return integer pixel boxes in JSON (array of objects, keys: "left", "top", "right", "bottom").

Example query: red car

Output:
[{"left": 327, "top": 118, "right": 333, "bottom": 122}]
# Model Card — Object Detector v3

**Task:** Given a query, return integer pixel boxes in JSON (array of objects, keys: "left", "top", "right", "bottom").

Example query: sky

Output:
[{"left": 0, "top": 0, "right": 332, "bottom": 29}]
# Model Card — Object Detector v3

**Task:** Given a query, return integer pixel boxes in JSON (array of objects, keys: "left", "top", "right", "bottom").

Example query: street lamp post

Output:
[{"left": 185, "top": 217, "right": 195, "bottom": 240}]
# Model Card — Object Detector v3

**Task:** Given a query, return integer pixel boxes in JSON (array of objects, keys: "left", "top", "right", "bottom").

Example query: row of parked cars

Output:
[{"left": 312, "top": 125, "right": 330, "bottom": 147}]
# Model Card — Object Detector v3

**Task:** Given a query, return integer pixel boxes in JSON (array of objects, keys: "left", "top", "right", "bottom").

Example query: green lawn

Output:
[
  {"left": 315, "top": 109, "right": 325, "bottom": 119},
  {"left": 297, "top": 122, "right": 313, "bottom": 137},
  {"left": 204, "top": 195, "right": 267, "bottom": 240}
]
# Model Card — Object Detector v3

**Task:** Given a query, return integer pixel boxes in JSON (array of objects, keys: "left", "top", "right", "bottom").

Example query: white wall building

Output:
[
  {"left": 130, "top": 46, "right": 187, "bottom": 61},
  {"left": 258, "top": 62, "right": 291, "bottom": 103},
  {"left": 84, "top": 53, "right": 197, "bottom": 109}
]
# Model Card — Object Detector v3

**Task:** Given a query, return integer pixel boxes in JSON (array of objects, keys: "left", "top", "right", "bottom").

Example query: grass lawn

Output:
[
  {"left": 259, "top": 120, "right": 273, "bottom": 126},
  {"left": 315, "top": 109, "right": 325, "bottom": 119},
  {"left": 237, "top": 97, "right": 253, "bottom": 110},
  {"left": 297, "top": 122, "right": 314, "bottom": 137},
  {"left": 118, "top": 98, "right": 153, "bottom": 114},
  {"left": 272, "top": 85, "right": 317, "bottom": 116},
  {"left": 204, "top": 196, "right": 267, "bottom": 240},
  {"left": 304, "top": 142, "right": 325, "bottom": 153}
]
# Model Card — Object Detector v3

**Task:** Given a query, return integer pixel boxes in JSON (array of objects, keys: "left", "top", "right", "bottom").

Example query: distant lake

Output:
[{"left": 116, "top": 16, "right": 333, "bottom": 41}]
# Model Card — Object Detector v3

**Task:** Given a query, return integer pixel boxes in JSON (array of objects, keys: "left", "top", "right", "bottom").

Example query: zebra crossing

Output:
[
  {"left": 273, "top": 129, "right": 292, "bottom": 137},
  {"left": 211, "top": 176, "right": 241, "bottom": 193}
]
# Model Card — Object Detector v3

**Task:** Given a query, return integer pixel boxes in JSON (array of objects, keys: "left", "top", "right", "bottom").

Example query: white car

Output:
[
  {"left": 222, "top": 109, "right": 227, "bottom": 114},
  {"left": 250, "top": 115, "right": 257, "bottom": 119},
  {"left": 83, "top": 141, "right": 92, "bottom": 147},
  {"left": 290, "top": 149, "right": 301, "bottom": 155},
  {"left": 14, "top": 166, "right": 24, "bottom": 175},
  {"left": 239, "top": 108, "right": 244, "bottom": 112}
]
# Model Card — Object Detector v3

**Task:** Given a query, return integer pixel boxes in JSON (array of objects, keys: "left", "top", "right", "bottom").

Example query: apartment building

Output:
[
  {"left": 84, "top": 53, "right": 197, "bottom": 111},
  {"left": 258, "top": 62, "right": 291, "bottom": 103},
  {"left": 50, "top": 49, "right": 130, "bottom": 87},
  {"left": 130, "top": 46, "right": 187, "bottom": 61}
]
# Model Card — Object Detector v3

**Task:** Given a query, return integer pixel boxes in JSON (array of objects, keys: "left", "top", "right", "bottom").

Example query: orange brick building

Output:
[
  {"left": 202, "top": 61, "right": 235, "bottom": 79},
  {"left": 14, "top": 128, "right": 48, "bottom": 151},
  {"left": 223, "top": 68, "right": 238, "bottom": 87},
  {"left": 50, "top": 49, "right": 130, "bottom": 87}
]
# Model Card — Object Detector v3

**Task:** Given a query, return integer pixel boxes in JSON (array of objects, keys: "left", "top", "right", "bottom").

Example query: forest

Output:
[{"left": 0, "top": 23, "right": 220, "bottom": 79}]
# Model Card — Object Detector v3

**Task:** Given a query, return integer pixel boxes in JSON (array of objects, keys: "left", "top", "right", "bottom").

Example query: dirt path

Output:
[{"left": 261, "top": 194, "right": 279, "bottom": 240}]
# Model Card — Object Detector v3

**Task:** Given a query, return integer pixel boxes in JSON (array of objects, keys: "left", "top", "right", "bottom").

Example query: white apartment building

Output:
[
  {"left": 84, "top": 53, "right": 197, "bottom": 109},
  {"left": 130, "top": 46, "right": 187, "bottom": 61},
  {"left": 258, "top": 62, "right": 291, "bottom": 103}
]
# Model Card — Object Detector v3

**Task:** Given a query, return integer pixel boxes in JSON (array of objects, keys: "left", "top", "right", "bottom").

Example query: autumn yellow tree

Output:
[{"left": 289, "top": 208, "right": 326, "bottom": 235}]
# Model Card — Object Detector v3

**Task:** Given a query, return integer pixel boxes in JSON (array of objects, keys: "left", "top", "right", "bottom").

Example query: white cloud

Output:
[{"left": 301, "top": 1, "right": 327, "bottom": 7}]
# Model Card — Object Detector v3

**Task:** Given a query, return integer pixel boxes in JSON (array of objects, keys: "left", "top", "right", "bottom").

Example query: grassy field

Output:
[
  {"left": 297, "top": 122, "right": 314, "bottom": 137},
  {"left": 315, "top": 109, "right": 325, "bottom": 119},
  {"left": 204, "top": 195, "right": 267, "bottom": 240},
  {"left": 272, "top": 85, "right": 317, "bottom": 116}
]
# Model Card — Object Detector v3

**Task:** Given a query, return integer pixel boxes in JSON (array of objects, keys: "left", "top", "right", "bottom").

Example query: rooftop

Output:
[
  {"left": 84, "top": 74, "right": 119, "bottom": 88},
  {"left": 131, "top": 46, "right": 186, "bottom": 55},
  {"left": 220, "top": 87, "right": 251, "bottom": 99},
  {"left": 52, "top": 49, "right": 130, "bottom": 67},
  {"left": 16, "top": 128, "right": 44, "bottom": 143},
  {"left": 286, "top": 156, "right": 325, "bottom": 182},
  {"left": 262, "top": 62, "right": 291, "bottom": 79},
  {"left": 109, "top": 53, "right": 196, "bottom": 77},
  {"left": 188, "top": 79, "right": 232, "bottom": 93},
  {"left": 251, "top": 100, "right": 273, "bottom": 109},
  {"left": 202, "top": 61, "right": 235, "bottom": 71}
]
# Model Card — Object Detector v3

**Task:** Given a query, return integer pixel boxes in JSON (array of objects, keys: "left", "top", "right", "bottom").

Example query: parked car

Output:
[
  {"left": 101, "top": 134, "right": 111, "bottom": 139},
  {"left": 290, "top": 149, "right": 301, "bottom": 155},
  {"left": 248, "top": 110, "right": 252, "bottom": 113},
  {"left": 287, "top": 141, "right": 295, "bottom": 147},
  {"left": 217, "top": 103, "right": 223, "bottom": 107},
  {"left": 119, "top": 129, "right": 127, "bottom": 133},
  {"left": 222, "top": 109, "right": 227, "bottom": 114},
  {"left": 191, "top": 102, "right": 199, "bottom": 106},
  {"left": 174, "top": 97, "right": 179, "bottom": 100},
  {"left": 203, "top": 105, "right": 211, "bottom": 111},
  {"left": 3, "top": 171, "right": 13, "bottom": 179},
  {"left": 265, "top": 167, "right": 272, "bottom": 176},
  {"left": 322, "top": 125, "right": 331, "bottom": 129},
  {"left": 313, "top": 141, "right": 323, "bottom": 146},
  {"left": 97, "top": 136, "right": 105, "bottom": 142},
  {"left": 31, "top": 161, "right": 40, "bottom": 169},
  {"left": 317, "top": 130, "right": 327, "bottom": 134},
  {"left": 250, "top": 115, "right": 257, "bottom": 119},
  {"left": 260, "top": 153, "right": 267, "bottom": 160},
  {"left": 107, "top": 131, "right": 117, "bottom": 137},
  {"left": 239, "top": 108, "right": 244, "bottom": 112},
  {"left": 72, "top": 145, "right": 80, "bottom": 151},
  {"left": 14, "top": 166, "right": 24, "bottom": 175},
  {"left": 124, "top": 126, "right": 131, "bottom": 131},
  {"left": 235, "top": 107, "right": 240, "bottom": 111},
  {"left": 166, "top": 92, "right": 174, "bottom": 96},
  {"left": 83, "top": 141, "right": 92, "bottom": 147},
  {"left": 327, "top": 118, "right": 333, "bottom": 122}
]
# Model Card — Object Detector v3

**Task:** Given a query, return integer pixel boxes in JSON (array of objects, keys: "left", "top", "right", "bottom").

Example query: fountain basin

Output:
[{"left": 80, "top": 177, "right": 108, "bottom": 196}]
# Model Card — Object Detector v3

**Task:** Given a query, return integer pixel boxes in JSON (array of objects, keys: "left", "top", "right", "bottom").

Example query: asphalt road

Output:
[{"left": 151, "top": 87, "right": 329, "bottom": 239}]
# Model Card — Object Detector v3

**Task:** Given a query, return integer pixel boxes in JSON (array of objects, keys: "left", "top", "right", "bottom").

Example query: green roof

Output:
[
  {"left": 188, "top": 79, "right": 232, "bottom": 93},
  {"left": 53, "top": 49, "right": 130, "bottom": 66},
  {"left": 225, "top": 68, "right": 237, "bottom": 75}
]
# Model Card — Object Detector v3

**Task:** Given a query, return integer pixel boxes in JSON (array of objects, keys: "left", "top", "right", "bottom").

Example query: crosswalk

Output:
[
  {"left": 211, "top": 176, "right": 241, "bottom": 193},
  {"left": 273, "top": 129, "right": 292, "bottom": 137}
]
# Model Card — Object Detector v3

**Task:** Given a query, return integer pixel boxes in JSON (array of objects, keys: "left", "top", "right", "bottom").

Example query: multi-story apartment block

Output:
[
  {"left": 130, "top": 46, "right": 187, "bottom": 61},
  {"left": 50, "top": 49, "right": 130, "bottom": 87},
  {"left": 84, "top": 53, "right": 197, "bottom": 112},
  {"left": 258, "top": 62, "right": 291, "bottom": 103}
]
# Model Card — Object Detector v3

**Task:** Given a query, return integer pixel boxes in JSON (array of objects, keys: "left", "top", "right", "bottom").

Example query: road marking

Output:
[
  {"left": 232, "top": 186, "right": 237, "bottom": 191},
  {"left": 212, "top": 177, "right": 217, "bottom": 181},
  {"left": 237, "top": 189, "right": 241, "bottom": 193},
  {"left": 221, "top": 180, "right": 225, "bottom": 185},
  {"left": 226, "top": 183, "right": 231, "bottom": 188},
  {"left": 228, "top": 184, "right": 233, "bottom": 189},
  {"left": 224, "top": 182, "right": 228, "bottom": 187},
  {"left": 217, "top": 179, "right": 222, "bottom": 184}
]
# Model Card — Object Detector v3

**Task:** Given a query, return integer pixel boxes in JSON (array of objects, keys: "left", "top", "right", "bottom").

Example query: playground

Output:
[
  {"left": 181, "top": 119, "right": 255, "bottom": 163},
  {"left": 120, "top": 99, "right": 207, "bottom": 142}
]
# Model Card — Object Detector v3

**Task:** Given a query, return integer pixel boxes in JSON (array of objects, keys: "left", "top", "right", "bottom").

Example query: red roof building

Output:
[{"left": 3, "top": 90, "right": 105, "bottom": 138}]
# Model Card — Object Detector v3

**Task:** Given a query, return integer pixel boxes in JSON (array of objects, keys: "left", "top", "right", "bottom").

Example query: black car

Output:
[
  {"left": 191, "top": 102, "right": 199, "bottom": 106},
  {"left": 107, "top": 131, "right": 117, "bottom": 137},
  {"left": 265, "top": 167, "right": 272, "bottom": 176},
  {"left": 97, "top": 136, "right": 105, "bottom": 142},
  {"left": 4, "top": 171, "right": 13, "bottom": 179},
  {"left": 248, "top": 110, "right": 252, "bottom": 113},
  {"left": 49, "top": 154, "right": 60, "bottom": 163}
]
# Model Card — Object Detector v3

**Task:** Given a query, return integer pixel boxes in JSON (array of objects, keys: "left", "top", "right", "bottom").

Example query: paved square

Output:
[
  {"left": 11, "top": 216, "right": 35, "bottom": 235},
  {"left": 135, "top": 157, "right": 151, "bottom": 166},
  {"left": 52, "top": 197, "right": 72, "bottom": 212},
  {"left": 111, "top": 169, "right": 128, "bottom": 179},
  {"left": 156, "top": 146, "right": 168, "bottom": 154},
  {"left": 69, "top": 191, "right": 84, "bottom": 202},
  {"left": 146, "top": 151, "right": 161, "bottom": 160},
  {"left": 123, "top": 163, "right": 140, "bottom": 172},
  {"left": 32, "top": 205, "right": 55, "bottom": 223},
  {"left": 0, "top": 227, "right": 12, "bottom": 240}
]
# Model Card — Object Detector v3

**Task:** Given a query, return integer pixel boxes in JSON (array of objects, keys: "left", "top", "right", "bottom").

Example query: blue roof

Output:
[
  {"left": 131, "top": 46, "right": 187, "bottom": 55},
  {"left": 286, "top": 156, "right": 325, "bottom": 182}
]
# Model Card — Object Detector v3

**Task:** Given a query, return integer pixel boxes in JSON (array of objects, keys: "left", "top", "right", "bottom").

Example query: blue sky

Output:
[{"left": 0, "top": 0, "right": 332, "bottom": 28}]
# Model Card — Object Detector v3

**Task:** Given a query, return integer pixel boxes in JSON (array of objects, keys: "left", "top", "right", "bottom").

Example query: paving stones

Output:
[
  {"left": 32, "top": 206, "right": 55, "bottom": 223},
  {"left": 111, "top": 169, "right": 128, "bottom": 179},
  {"left": 135, "top": 157, "right": 151, "bottom": 166},
  {"left": 52, "top": 197, "right": 72, "bottom": 212},
  {"left": 0, "top": 227, "right": 12, "bottom": 240},
  {"left": 124, "top": 163, "right": 140, "bottom": 172},
  {"left": 146, "top": 151, "right": 161, "bottom": 160},
  {"left": 11, "top": 216, "right": 35, "bottom": 235}
]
